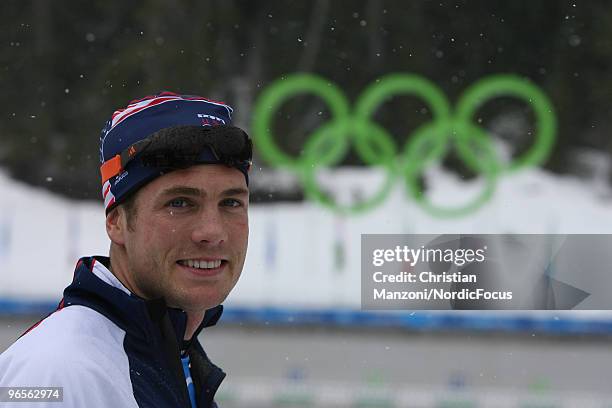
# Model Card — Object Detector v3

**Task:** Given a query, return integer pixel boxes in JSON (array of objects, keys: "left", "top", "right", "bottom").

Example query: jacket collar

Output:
[{"left": 63, "top": 256, "right": 223, "bottom": 342}]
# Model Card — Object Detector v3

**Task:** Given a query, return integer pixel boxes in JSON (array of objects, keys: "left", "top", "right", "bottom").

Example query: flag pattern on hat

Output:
[
  {"left": 100, "top": 92, "right": 232, "bottom": 163},
  {"left": 98, "top": 91, "right": 235, "bottom": 213},
  {"left": 102, "top": 180, "right": 115, "bottom": 210},
  {"left": 109, "top": 92, "right": 232, "bottom": 133}
]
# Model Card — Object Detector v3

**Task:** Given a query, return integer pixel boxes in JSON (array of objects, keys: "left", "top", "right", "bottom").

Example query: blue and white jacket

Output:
[{"left": 0, "top": 256, "right": 225, "bottom": 407}]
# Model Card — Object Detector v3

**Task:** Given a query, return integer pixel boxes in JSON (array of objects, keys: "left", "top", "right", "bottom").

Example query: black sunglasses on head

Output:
[{"left": 101, "top": 125, "right": 252, "bottom": 184}]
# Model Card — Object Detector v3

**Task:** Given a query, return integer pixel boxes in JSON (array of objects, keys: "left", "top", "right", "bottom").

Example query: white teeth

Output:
[
  {"left": 207, "top": 260, "right": 222, "bottom": 269},
  {"left": 180, "top": 259, "right": 222, "bottom": 269}
]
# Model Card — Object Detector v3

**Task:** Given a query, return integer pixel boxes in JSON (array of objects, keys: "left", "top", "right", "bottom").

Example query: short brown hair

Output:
[{"left": 120, "top": 192, "right": 138, "bottom": 231}]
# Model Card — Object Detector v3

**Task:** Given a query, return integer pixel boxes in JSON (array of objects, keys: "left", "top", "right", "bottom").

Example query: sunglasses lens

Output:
[{"left": 137, "top": 125, "right": 252, "bottom": 171}]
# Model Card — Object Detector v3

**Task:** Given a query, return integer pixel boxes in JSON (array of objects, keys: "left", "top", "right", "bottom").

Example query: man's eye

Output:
[
  {"left": 168, "top": 198, "right": 190, "bottom": 208},
  {"left": 222, "top": 198, "right": 242, "bottom": 208}
]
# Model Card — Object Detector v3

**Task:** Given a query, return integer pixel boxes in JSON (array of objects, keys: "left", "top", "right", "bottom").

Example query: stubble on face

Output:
[{"left": 116, "top": 165, "right": 249, "bottom": 312}]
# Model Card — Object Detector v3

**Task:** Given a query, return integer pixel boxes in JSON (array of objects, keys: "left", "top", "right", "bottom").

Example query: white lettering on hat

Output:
[
  {"left": 114, "top": 170, "right": 129, "bottom": 185},
  {"left": 196, "top": 114, "right": 226, "bottom": 126}
]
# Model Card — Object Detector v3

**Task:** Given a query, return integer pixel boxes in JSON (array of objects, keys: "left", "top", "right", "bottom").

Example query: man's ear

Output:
[{"left": 106, "top": 206, "right": 127, "bottom": 246}]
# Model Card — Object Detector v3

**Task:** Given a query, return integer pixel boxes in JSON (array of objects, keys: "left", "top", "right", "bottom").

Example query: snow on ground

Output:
[{"left": 1, "top": 166, "right": 612, "bottom": 319}]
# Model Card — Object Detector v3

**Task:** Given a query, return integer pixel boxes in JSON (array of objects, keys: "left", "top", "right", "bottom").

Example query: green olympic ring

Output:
[{"left": 252, "top": 73, "right": 556, "bottom": 217}]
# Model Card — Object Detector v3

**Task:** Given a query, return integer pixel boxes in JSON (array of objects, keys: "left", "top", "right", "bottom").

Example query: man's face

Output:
[{"left": 116, "top": 164, "right": 249, "bottom": 312}]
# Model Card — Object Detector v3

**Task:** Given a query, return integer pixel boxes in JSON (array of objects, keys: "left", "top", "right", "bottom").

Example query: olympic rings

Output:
[{"left": 252, "top": 73, "right": 557, "bottom": 217}]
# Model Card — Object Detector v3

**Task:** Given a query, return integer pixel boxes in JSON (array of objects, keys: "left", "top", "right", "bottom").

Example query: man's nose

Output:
[{"left": 191, "top": 207, "right": 228, "bottom": 245}]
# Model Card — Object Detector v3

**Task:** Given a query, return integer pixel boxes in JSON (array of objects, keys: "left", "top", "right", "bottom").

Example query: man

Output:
[{"left": 0, "top": 92, "right": 252, "bottom": 408}]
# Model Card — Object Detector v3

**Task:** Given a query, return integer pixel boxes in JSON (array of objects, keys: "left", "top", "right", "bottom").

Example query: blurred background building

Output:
[{"left": 2, "top": 1, "right": 612, "bottom": 406}]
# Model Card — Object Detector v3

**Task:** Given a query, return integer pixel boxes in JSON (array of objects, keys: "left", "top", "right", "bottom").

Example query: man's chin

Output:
[{"left": 171, "top": 288, "right": 229, "bottom": 311}]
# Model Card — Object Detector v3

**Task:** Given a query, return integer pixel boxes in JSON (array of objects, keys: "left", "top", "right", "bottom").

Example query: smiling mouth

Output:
[{"left": 177, "top": 259, "right": 226, "bottom": 269}]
